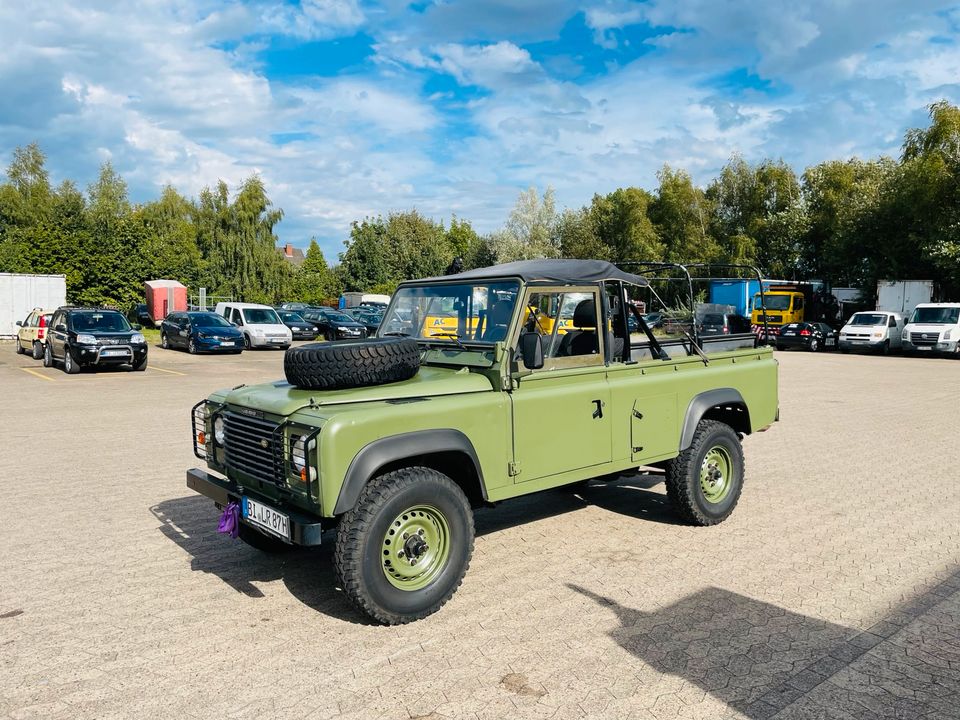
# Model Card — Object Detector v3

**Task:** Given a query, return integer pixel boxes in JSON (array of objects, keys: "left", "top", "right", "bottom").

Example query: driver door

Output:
[{"left": 509, "top": 286, "right": 612, "bottom": 483}]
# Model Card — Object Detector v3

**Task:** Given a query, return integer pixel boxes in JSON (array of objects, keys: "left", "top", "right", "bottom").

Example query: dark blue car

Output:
[{"left": 160, "top": 311, "right": 244, "bottom": 354}]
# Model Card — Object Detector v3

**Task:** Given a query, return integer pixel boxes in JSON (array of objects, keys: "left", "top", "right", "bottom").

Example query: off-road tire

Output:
[
  {"left": 32, "top": 341, "right": 43, "bottom": 360},
  {"left": 64, "top": 348, "right": 81, "bottom": 374},
  {"left": 238, "top": 523, "right": 292, "bottom": 554},
  {"left": 664, "top": 420, "right": 744, "bottom": 526},
  {"left": 43, "top": 343, "right": 54, "bottom": 367},
  {"left": 284, "top": 337, "right": 420, "bottom": 391},
  {"left": 133, "top": 355, "right": 148, "bottom": 371},
  {"left": 334, "top": 466, "right": 474, "bottom": 625}
]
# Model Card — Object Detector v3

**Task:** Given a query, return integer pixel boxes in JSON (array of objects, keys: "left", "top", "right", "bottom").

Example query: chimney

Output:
[{"left": 284, "top": 243, "right": 293, "bottom": 257}]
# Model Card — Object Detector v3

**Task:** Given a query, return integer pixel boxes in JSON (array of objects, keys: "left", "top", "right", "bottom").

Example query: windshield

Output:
[
  {"left": 189, "top": 312, "right": 232, "bottom": 328},
  {"left": 325, "top": 312, "right": 355, "bottom": 324},
  {"left": 70, "top": 311, "right": 130, "bottom": 332},
  {"left": 754, "top": 293, "right": 792, "bottom": 311},
  {"left": 910, "top": 306, "right": 960, "bottom": 324},
  {"left": 243, "top": 308, "right": 281, "bottom": 325},
  {"left": 279, "top": 311, "right": 305, "bottom": 323},
  {"left": 849, "top": 313, "right": 887, "bottom": 326},
  {"left": 380, "top": 281, "right": 520, "bottom": 344},
  {"left": 701, "top": 313, "right": 724, "bottom": 325}
]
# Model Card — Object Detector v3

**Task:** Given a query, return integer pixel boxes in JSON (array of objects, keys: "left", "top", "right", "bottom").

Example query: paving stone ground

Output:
[{"left": 1, "top": 343, "right": 958, "bottom": 719}]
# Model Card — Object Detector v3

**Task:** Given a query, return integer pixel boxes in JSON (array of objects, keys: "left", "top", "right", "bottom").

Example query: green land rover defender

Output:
[{"left": 187, "top": 259, "right": 779, "bottom": 624}]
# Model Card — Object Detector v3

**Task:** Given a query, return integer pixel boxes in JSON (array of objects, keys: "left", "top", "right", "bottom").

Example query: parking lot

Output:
[{"left": 1, "top": 343, "right": 958, "bottom": 720}]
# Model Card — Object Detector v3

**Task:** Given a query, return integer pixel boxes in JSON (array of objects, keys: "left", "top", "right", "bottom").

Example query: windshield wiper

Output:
[
  {"left": 383, "top": 331, "right": 411, "bottom": 337},
  {"left": 430, "top": 332, "right": 467, "bottom": 350}
]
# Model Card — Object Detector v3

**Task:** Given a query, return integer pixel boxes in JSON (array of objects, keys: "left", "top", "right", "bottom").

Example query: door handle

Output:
[{"left": 592, "top": 399, "right": 603, "bottom": 419}]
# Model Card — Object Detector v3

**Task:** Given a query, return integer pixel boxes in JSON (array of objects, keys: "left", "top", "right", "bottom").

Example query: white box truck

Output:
[
  {"left": 0, "top": 273, "right": 67, "bottom": 337},
  {"left": 876, "top": 280, "right": 933, "bottom": 317}
]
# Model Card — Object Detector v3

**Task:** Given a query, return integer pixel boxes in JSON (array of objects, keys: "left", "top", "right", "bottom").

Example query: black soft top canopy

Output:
[{"left": 416, "top": 259, "right": 648, "bottom": 286}]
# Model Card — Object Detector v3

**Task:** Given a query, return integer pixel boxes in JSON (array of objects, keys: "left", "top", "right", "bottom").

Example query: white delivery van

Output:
[
  {"left": 900, "top": 303, "right": 960, "bottom": 355},
  {"left": 838, "top": 311, "right": 904, "bottom": 354},
  {"left": 214, "top": 302, "right": 292, "bottom": 350}
]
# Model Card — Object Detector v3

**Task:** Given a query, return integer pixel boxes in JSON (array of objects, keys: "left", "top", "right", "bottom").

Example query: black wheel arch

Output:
[
  {"left": 679, "top": 388, "right": 751, "bottom": 451},
  {"left": 334, "top": 430, "right": 487, "bottom": 515}
]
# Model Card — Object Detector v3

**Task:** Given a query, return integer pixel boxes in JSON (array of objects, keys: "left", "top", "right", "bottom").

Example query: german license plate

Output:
[
  {"left": 783, "top": 331, "right": 795, "bottom": 336},
  {"left": 916, "top": 346, "right": 931, "bottom": 351},
  {"left": 102, "top": 349, "right": 127, "bottom": 356},
  {"left": 828, "top": 338, "right": 836, "bottom": 346},
  {"left": 242, "top": 497, "right": 290, "bottom": 539},
  {"left": 270, "top": 338, "right": 285, "bottom": 343},
  {"left": 220, "top": 341, "right": 234, "bottom": 347}
]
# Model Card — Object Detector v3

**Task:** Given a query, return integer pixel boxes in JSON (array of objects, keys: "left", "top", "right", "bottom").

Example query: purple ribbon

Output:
[{"left": 217, "top": 501, "right": 240, "bottom": 538}]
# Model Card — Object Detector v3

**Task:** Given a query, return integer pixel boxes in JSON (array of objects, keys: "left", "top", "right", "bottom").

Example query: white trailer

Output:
[
  {"left": 0, "top": 273, "right": 67, "bottom": 337},
  {"left": 876, "top": 280, "right": 934, "bottom": 318}
]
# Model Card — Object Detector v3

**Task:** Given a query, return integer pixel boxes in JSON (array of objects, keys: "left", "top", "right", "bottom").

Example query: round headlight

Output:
[
  {"left": 214, "top": 417, "right": 225, "bottom": 445},
  {"left": 292, "top": 436, "right": 306, "bottom": 472}
]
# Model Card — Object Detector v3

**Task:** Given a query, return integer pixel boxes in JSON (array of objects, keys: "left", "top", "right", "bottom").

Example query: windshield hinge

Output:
[{"left": 508, "top": 461, "right": 522, "bottom": 477}]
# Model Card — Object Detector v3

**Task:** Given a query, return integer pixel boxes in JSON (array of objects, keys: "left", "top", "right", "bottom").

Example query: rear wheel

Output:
[
  {"left": 809, "top": 338, "right": 819, "bottom": 352},
  {"left": 43, "top": 343, "right": 54, "bottom": 367},
  {"left": 32, "top": 341, "right": 43, "bottom": 360},
  {"left": 664, "top": 420, "right": 744, "bottom": 526},
  {"left": 334, "top": 466, "right": 474, "bottom": 625}
]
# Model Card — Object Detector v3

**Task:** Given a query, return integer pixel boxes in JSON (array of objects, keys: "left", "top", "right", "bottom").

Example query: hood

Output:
[
  {"left": 195, "top": 324, "right": 242, "bottom": 335},
  {"left": 223, "top": 365, "right": 493, "bottom": 416}
]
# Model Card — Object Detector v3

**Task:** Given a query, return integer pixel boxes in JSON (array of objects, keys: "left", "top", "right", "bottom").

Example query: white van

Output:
[
  {"left": 214, "top": 302, "right": 292, "bottom": 350},
  {"left": 901, "top": 303, "right": 960, "bottom": 355},
  {"left": 838, "top": 311, "right": 904, "bottom": 354}
]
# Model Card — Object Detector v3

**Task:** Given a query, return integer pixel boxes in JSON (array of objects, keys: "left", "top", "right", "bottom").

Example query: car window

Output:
[
  {"left": 888, "top": 316, "right": 897, "bottom": 327},
  {"left": 231, "top": 308, "right": 243, "bottom": 325},
  {"left": 324, "top": 312, "right": 355, "bottom": 324},
  {"left": 70, "top": 311, "right": 131, "bottom": 332},
  {"left": 517, "top": 287, "right": 603, "bottom": 368},
  {"left": 243, "top": 308, "right": 281, "bottom": 324},
  {"left": 190, "top": 312, "right": 232, "bottom": 327}
]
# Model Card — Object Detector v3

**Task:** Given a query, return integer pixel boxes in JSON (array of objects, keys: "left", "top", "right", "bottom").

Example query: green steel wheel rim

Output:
[
  {"left": 381, "top": 505, "right": 451, "bottom": 591},
  {"left": 700, "top": 446, "right": 733, "bottom": 504}
]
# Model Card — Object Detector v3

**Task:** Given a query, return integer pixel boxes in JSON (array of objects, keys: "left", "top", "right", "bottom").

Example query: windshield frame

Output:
[
  {"left": 909, "top": 306, "right": 960, "bottom": 325},
  {"left": 379, "top": 278, "right": 522, "bottom": 347},
  {"left": 754, "top": 293, "right": 792, "bottom": 311}
]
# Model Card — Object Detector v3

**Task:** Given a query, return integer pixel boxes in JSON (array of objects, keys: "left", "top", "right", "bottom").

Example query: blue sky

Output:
[{"left": 2, "top": 1, "right": 960, "bottom": 260}]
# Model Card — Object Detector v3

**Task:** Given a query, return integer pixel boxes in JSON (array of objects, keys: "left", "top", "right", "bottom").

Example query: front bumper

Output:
[
  {"left": 839, "top": 338, "right": 885, "bottom": 351},
  {"left": 903, "top": 339, "right": 958, "bottom": 353},
  {"left": 248, "top": 335, "right": 291, "bottom": 348},
  {"left": 186, "top": 468, "right": 323, "bottom": 546},
  {"left": 196, "top": 336, "right": 243, "bottom": 351},
  {"left": 290, "top": 330, "right": 318, "bottom": 340},
  {"left": 72, "top": 344, "right": 148, "bottom": 366}
]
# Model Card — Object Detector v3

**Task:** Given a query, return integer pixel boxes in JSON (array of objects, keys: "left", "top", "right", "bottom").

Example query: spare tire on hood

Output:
[{"left": 284, "top": 337, "right": 421, "bottom": 390}]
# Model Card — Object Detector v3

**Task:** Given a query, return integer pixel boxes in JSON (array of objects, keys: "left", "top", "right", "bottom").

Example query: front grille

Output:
[
  {"left": 98, "top": 337, "right": 128, "bottom": 345},
  {"left": 222, "top": 411, "right": 283, "bottom": 485},
  {"left": 845, "top": 332, "right": 871, "bottom": 339},
  {"left": 911, "top": 332, "right": 939, "bottom": 346}
]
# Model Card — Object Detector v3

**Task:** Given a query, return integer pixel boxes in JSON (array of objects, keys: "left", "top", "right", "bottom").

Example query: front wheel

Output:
[
  {"left": 133, "top": 355, "right": 148, "bottom": 371},
  {"left": 244, "top": 334, "right": 252, "bottom": 350},
  {"left": 64, "top": 348, "right": 81, "bottom": 374},
  {"left": 334, "top": 466, "right": 474, "bottom": 625},
  {"left": 188, "top": 338, "right": 197, "bottom": 354},
  {"left": 664, "top": 420, "right": 744, "bottom": 526},
  {"left": 161, "top": 332, "right": 170, "bottom": 350},
  {"left": 43, "top": 343, "right": 54, "bottom": 367},
  {"left": 15, "top": 339, "right": 24, "bottom": 354}
]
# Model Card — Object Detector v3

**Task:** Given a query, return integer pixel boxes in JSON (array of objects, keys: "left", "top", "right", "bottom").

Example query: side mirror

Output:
[
  {"left": 520, "top": 332, "right": 544, "bottom": 370},
  {"left": 56, "top": 324, "right": 66, "bottom": 332},
  {"left": 15, "top": 321, "right": 21, "bottom": 327},
  {"left": 132, "top": 323, "right": 142, "bottom": 331}
]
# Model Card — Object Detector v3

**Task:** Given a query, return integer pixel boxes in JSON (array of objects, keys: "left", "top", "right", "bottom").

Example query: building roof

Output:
[
  {"left": 417, "top": 259, "right": 648, "bottom": 286},
  {"left": 144, "top": 279, "right": 187, "bottom": 289},
  {"left": 280, "top": 243, "right": 305, "bottom": 267}
]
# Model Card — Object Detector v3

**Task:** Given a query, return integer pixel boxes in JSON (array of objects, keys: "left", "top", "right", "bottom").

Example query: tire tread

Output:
[{"left": 664, "top": 420, "right": 744, "bottom": 526}]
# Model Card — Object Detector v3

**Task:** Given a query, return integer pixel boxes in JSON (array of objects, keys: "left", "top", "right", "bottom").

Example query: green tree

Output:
[
  {"left": 649, "top": 167, "right": 719, "bottom": 264},
  {"left": 588, "top": 187, "right": 663, "bottom": 263},
  {"left": 295, "top": 239, "right": 341, "bottom": 303}
]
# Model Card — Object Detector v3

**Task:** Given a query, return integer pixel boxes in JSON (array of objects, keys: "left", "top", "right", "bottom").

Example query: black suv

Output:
[{"left": 44, "top": 307, "right": 148, "bottom": 374}]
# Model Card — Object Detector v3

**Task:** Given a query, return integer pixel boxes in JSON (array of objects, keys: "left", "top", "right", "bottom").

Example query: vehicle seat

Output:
[
  {"left": 482, "top": 301, "right": 512, "bottom": 342},
  {"left": 557, "top": 299, "right": 598, "bottom": 356}
]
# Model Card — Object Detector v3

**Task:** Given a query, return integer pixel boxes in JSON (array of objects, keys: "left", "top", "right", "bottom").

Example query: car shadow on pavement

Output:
[
  {"left": 570, "top": 567, "right": 960, "bottom": 719},
  {"left": 150, "top": 496, "right": 372, "bottom": 624}
]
